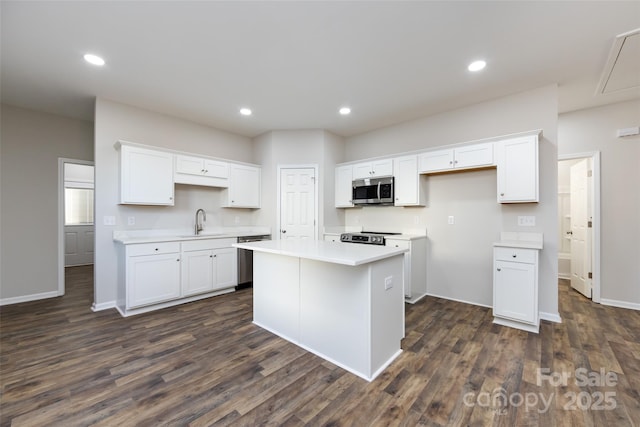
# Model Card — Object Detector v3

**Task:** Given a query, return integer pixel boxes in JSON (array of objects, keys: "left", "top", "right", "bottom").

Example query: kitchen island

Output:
[{"left": 233, "top": 239, "right": 407, "bottom": 381}]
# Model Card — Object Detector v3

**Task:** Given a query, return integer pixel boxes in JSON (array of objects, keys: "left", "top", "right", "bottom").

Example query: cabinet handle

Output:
[
  {"left": 176, "top": 258, "right": 180, "bottom": 262},
  {"left": 210, "top": 255, "right": 213, "bottom": 258},
  {"left": 205, "top": 169, "right": 209, "bottom": 173},
  {"left": 454, "top": 160, "right": 458, "bottom": 164},
  {"left": 497, "top": 268, "right": 501, "bottom": 271},
  {"left": 169, "top": 197, "right": 173, "bottom": 200},
  {"left": 500, "top": 193, "right": 504, "bottom": 197},
  {"left": 512, "top": 254, "right": 517, "bottom": 258},
  {"left": 155, "top": 248, "right": 159, "bottom": 251}
]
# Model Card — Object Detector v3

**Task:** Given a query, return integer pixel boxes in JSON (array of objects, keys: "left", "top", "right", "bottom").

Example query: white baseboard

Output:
[
  {"left": 0, "top": 290, "right": 61, "bottom": 306},
  {"left": 557, "top": 274, "right": 571, "bottom": 280},
  {"left": 425, "top": 292, "right": 492, "bottom": 309},
  {"left": 600, "top": 298, "right": 640, "bottom": 311},
  {"left": 91, "top": 301, "right": 117, "bottom": 312},
  {"left": 540, "top": 311, "right": 562, "bottom": 323}
]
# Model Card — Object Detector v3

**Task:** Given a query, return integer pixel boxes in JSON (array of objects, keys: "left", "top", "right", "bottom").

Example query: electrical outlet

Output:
[
  {"left": 448, "top": 215, "right": 455, "bottom": 225},
  {"left": 384, "top": 276, "right": 393, "bottom": 290},
  {"left": 414, "top": 215, "right": 420, "bottom": 225},
  {"left": 518, "top": 216, "right": 536, "bottom": 226},
  {"left": 127, "top": 216, "right": 135, "bottom": 226},
  {"left": 103, "top": 216, "right": 116, "bottom": 226}
]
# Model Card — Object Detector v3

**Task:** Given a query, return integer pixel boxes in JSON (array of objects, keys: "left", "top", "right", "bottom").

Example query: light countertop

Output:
[
  {"left": 233, "top": 239, "right": 407, "bottom": 266},
  {"left": 113, "top": 227, "right": 271, "bottom": 245},
  {"left": 493, "top": 232, "right": 543, "bottom": 250}
]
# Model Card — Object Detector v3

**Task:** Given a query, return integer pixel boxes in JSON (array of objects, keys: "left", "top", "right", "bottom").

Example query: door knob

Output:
[{"left": 281, "top": 229, "right": 287, "bottom": 234}]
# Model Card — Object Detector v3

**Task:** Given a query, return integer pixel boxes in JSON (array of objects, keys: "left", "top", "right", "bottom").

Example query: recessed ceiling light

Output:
[
  {"left": 339, "top": 107, "right": 351, "bottom": 115},
  {"left": 468, "top": 60, "right": 486, "bottom": 72},
  {"left": 239, "top": 108, "right": 252, "bottom": 116},
  {"left": 83, "top": 53, "right": 105, "bottom": 66}
]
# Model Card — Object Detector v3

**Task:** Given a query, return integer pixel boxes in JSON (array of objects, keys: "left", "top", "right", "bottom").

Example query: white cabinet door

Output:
[
  {"left": 127, "top": 253, "right": 181, "bottom": 308},
  {"left": 352, "top": 159, "right": 393, "bottom": 179},
  {"left": 371, "top": 159, "right": 393, "bottom": 177},
  {"left": 418, "top": 149, "right": 454, "bottom": 173},
  {"left": 213, "top": 247, "right": 237, "bottom": 290},
  {"left": 493, "top": 260, "right": 536, "bottom": 323},
  {"left": 335, "top": 165, "right": 354, "bottom": 207},
  {"left": 352, "top": 162, "right": 373, "bottom": 180},
  {"left": 419, "top": 143, "right": 493, "bottom": 173},
  {"left": 175, "top": 155, "right": 206, "bottom": 176},
  {"left": 227, "top": 164, "right": 261, "bottom": 208},
  {"left": 496, "top": 136, "right": 539, "bottom": 203},
  {"left": 181, "top": 249, "right": 215, "bottom": 296},
  {"left": 455, "top": 142, "right": 493, "bottom": 169},
  {"left": 120, "top": 145, "right": 174, "bottom": 205},
  {"left": 393, "top": 155, "right": 425, "bottom": 206},
  {"left": 386, "top": 237, "right": 427, "bottom": 302},
  {"left": 204, "top": 159, "right": 229, "bottom": 179}
]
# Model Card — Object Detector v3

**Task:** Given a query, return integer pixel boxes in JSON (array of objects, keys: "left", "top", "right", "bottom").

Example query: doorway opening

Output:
[
  {"left": 558, "top": 152, "right": 600, "bottom": 303},
  {"left": 58, "top": 158, "right": 95, "bottom": 297}
]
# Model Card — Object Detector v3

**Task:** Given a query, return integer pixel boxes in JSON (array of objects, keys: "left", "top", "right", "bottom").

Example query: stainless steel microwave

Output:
[{"left": 352, "top": 176, "right": 394, "bottom": 205}]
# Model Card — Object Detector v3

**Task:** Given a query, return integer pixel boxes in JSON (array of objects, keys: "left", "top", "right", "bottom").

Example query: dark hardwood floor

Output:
[{"left": 1, "top": 266, "right": 639, "bottom": 426}]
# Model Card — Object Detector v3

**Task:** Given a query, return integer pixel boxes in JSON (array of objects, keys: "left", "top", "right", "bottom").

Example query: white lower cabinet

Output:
[
  {"left": 125, "top": 242, "right": 181, "bottom": 309},
  {"left": 118, "top": 238, "right": 237, "bottom": 316},
  {"left": 384, "top": 236, "right": 427, "bottom": 303},
  {"left": 493, "top": 246, "right": 539, "bottom": 333},
  {"left": 181, "top": 242, "right": 237, "bottom": 297}
]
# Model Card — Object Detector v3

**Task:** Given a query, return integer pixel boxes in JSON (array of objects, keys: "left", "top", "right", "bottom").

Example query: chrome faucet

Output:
[{"left": 195, "top": 208, "right": 206, "bottom": 235}]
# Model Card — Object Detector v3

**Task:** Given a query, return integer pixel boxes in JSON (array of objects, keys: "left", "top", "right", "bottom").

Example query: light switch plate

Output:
[
  {"left": 127, "top": 216, "right": 135, "bottom": 226},
  {"left": 448, "top": 215, "right": 455, "bottom": 225},
  {"left": 384, "top": 276, "right": 393, "bottom": 290},
  {"left": 103, "top": 216, "right": 116, "bottom": 226}
]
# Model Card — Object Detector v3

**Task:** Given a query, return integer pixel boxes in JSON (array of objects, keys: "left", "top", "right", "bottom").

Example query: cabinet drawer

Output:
[
  {"left": 386, "top": 239, "right": 410, "bottom": 250},
  {"left": 494, "top": 247, "right": 536, "bottom": 263},
  {"left": 182, "top": 238, "right": 235, "bottom": 252},
  {"left": 127, "top": 242, "right": 180, "bottom": 257}
]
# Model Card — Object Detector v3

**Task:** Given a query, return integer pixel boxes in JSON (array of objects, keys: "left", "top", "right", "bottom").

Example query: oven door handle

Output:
[{"left": 377, "top": 182, "right": 381, "bottom": 200}]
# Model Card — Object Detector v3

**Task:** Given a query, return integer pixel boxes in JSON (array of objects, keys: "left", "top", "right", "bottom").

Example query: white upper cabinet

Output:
[
  {"left": 223, "top": 164, "right": 261, "bottom": 208},
  {"left": 419, "top": 142, "right": 493, "bottom": 173},
  {"left": 335, "top": 165, "right": 354, "bottom": 208},
  {"left": 495, "top": 135, "right": 539, "bottom": 203},
  {"left": 352, "top": 158, "right": 393, "bottom": 179},
  {"left": 118, "top": 143, "right": 174, "bottom": 205},
  {"left": 393, "top": 155, "right": 426, "bottom": 206},
  {"left": 175, "top": 155, "right": 229, "bottom": 178}
]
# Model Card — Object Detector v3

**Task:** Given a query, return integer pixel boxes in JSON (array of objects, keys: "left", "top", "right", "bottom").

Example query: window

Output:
[{"left": 65, "top": 188, "right": 94, "bottom": 225}]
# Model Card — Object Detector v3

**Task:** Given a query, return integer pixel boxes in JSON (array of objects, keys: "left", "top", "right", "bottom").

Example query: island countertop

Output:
[{"left": 233, "top": 239, "right": 407, "bottom": 266}]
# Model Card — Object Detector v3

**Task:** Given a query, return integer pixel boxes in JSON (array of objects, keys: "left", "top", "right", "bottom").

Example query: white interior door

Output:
[
  {"left": 279, "top": 168, "right": 316, "bottom": 240},
  {"left": 570, "top": 159, "right": 591, "bottom": 298},
  {"left": 65, "top": 225, "right": 94, "bottom": 266}
]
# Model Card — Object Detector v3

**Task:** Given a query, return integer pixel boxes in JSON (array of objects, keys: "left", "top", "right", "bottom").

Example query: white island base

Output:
[{"left": 236, "top": 240, "right": 406, "bottom": 382}]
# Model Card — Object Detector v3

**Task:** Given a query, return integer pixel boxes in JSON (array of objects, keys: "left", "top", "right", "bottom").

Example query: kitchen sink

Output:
[{"left": 178, "top": 233, "right": 226, "bottom": 239}]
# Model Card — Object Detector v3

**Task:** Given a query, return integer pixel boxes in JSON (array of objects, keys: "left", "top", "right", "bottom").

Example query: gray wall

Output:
[
  {"left": 252, "top": 130, "right": 344, "bottom": 239},
  {"left": 93, "top": 98, "right": 253, "bottom": 308},
  {"left": 343, "top": 85, "right": 559, "bottom": 318},
  {"left": 0, "top": 104, "right": 93, "bottom": 301},
  {"left": 558, "top": 99, "right": 640, "bottom": 306}
]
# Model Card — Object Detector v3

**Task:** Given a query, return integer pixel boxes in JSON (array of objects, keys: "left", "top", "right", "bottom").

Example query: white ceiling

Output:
[{"left": 2, "top": 1, "right": 639, "bottom": 138}]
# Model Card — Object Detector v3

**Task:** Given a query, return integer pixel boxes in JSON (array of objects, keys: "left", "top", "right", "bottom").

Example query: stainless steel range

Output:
[{"left": 339, "top": 231, "right": 401, "bottom": 246}]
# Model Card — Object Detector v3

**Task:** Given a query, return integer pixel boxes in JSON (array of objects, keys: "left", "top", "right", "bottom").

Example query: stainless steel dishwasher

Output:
[{"left": 237, "top": 234, "right": 271, "bottom": 288}]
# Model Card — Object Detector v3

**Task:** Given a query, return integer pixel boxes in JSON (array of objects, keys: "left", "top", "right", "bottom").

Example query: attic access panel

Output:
[{"left": 596, "top": 28, "right": 640, "bottom": 94}]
